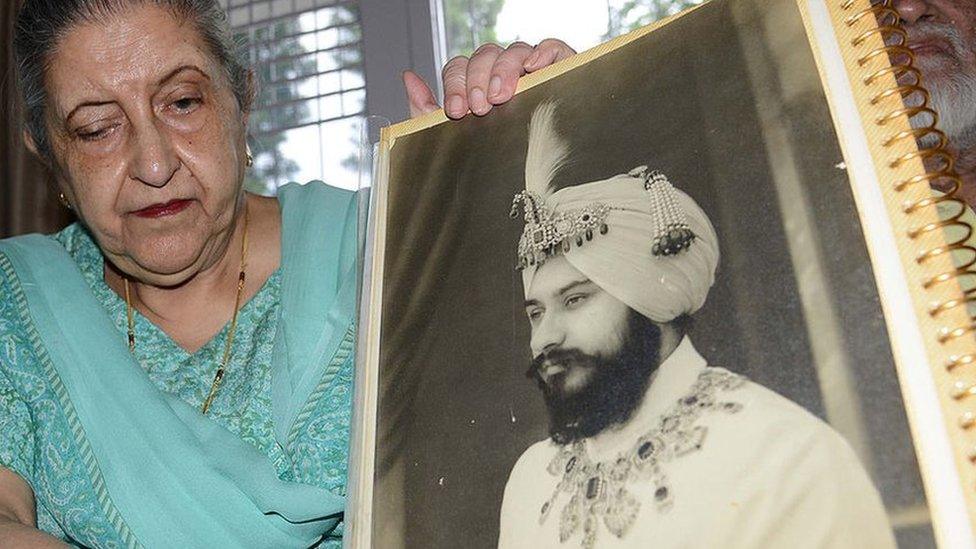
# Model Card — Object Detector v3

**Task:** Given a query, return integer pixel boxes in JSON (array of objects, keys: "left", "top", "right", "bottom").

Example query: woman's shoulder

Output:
[
  {"left": 278, "top": 180, "right": 357, "bottom": 199},
  {"left": 0, "top": 235, "right": 48, "bottom": 375},
  {"left": 275, "top": 181, "right": 360, "bottom": 250},
  {"left": 276, "top": 181, "right": 358, "bottom": 218},
  {"left": 0, "top": 224, "right": 102, "bottom": 316},
  {"left": 51, "top": 222, "right": 92, "bottom": 254},
  {"left": 0, "top": 223, "right": 95, "bottom": 266}
]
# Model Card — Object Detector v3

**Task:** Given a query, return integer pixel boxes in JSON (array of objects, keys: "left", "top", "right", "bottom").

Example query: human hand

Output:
[
  {"left": 403, "top": 39, "right": 576, "bottom": 119},
  {"left": 0, "top": 468, "right": 70, "bottom": 548}
]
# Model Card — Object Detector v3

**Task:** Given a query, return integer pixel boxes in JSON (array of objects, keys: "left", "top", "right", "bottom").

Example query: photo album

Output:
[{"left": 348, "top": 0, "right": 976, "bottom": 547}]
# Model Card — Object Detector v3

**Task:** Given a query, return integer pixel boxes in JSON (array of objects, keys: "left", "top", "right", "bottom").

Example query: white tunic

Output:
[{"left": 498, "top": 338, "right": 896, "bottom": 549}]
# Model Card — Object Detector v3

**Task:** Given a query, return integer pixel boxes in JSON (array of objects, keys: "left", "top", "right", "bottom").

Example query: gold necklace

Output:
[{"left": 124, "top": 207, "right": 249, "bottom": 415}]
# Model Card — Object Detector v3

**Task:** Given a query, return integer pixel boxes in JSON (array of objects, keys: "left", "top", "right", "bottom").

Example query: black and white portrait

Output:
[
  {"left": 361, "top": 0, "right": 937, "bottom": 546},
  {"left": 495, "top": 102, "right": 892, "bottom": 548}
]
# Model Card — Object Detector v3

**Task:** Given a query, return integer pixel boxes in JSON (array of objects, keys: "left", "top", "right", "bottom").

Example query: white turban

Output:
[
  {"left": 516, "top": 102, "right": 720, "bottom": 324},
  {"left": 520, "top": 173, "right": 720, "bottom": 323}
]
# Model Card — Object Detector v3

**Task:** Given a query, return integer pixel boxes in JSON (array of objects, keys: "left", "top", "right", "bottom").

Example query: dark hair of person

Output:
[
  {"left": 13, "top": 0, "right": 254, "bottom": 163},
  {"left": 528, "top": 308, "right": 666, "bottom": 445}
]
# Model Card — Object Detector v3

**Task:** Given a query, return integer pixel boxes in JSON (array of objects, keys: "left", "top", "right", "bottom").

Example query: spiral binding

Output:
[{"left": 840, "top": 0, "right": 976, "bottom": 448}]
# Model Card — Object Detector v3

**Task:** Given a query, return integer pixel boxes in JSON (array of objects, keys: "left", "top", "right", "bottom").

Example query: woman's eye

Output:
[
  {"left": 171, "top": 97, "right": 202, "bottom": 113},
  {"left": 77, "top": 126, "right": 114, "bottom": 142}
]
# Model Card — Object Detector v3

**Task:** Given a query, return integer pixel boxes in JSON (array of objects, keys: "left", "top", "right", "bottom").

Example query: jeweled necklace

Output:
[
  {"left": 540, "top": 368, "right": 746, "bottom": 549},
  {"left": 124, "top": 207, "right": 249, "bottom": 415}
]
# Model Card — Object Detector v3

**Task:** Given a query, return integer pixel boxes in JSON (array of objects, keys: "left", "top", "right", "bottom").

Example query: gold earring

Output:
[
  {"left": 58, "top": 192, "right": 72, "bottom": 210},
  {"left": 245, "top": 143, "right": 254, "bottom": 168}
]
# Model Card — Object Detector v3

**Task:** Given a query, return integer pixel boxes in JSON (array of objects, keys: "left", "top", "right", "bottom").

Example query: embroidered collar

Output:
[{"left": 540, "top": 360, "right": 746, "bottom": 549}]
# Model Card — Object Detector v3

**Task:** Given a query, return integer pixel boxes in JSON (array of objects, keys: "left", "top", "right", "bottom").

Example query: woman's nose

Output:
[{"left": 129, "top": 121, "right": 179, "bottom": 188}]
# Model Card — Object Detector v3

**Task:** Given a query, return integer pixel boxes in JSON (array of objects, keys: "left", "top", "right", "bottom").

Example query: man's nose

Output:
[
  {"left": 530, "top": 314, "right": 566, "bottom": 358},
  {"left": 129, "top": 120, "right": 179, "bottom": 188},
  {"left": 893, "top": 0, "right": 931, "bottom": 24}
]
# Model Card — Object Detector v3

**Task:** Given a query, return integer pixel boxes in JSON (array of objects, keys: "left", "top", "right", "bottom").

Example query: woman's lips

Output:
[{"left": 132, "top": 199, "right": 192, "bottom": 218}]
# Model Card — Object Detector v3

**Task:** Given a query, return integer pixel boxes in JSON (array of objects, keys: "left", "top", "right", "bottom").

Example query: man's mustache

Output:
[
  {"left": 526, "top": 348, "right": 592, "bottom": 379},
  {"left": 899, "top": 21, "right": 965, "bottom": 57}
]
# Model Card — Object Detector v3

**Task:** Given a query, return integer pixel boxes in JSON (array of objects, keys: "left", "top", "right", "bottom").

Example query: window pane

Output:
[
  {"left": 320, "top": 93, "right": 344, "bottom": 120},
  {"left": 218, "top": 0, "right": 366, "bottom": 195},
  {"left": 271, "top": 0, "right": 292, "bottom": 17},
  {"left": 319, "top": 116, "right": 363, "bottom": 191},
  {"left": 339, "top": 69, "right": 365, "bottom": 90},
  {"left": 440, "top": 0, "right": 706, "bottom": 59},
  {"left": 252, "top": 1, "right": 271, "bottom": 21},
  {"left": 342, "top": 89, "right": 366, "bottom": 117}
]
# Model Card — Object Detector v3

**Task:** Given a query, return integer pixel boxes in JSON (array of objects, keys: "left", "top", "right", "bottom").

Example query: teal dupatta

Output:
[{"left": 0, "top": 182, "right": 359, "bottom": 547}]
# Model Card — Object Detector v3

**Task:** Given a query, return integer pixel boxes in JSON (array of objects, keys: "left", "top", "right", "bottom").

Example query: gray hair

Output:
[{"left": 14, "top": 0, "right": 254, "bottom": 163}]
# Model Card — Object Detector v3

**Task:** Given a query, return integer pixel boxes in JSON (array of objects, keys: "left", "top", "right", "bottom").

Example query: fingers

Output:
[
  {"left": 402, "top": 70, "right": 440, "bottom": 118},
  {"left": 442, "top": 55, "right": 471, "bottom": 119},
  {"left": 435, "top": 38, "right": 577, "bottom": 119},
  {"left": 487, "top": 41, "right": 535, "bottom": 106},
  {"left": 464, "top": 43, "right": 505, "bottom": 116},
  {"left": 524, "top": 39, "right": 577, "bottom": 73}
]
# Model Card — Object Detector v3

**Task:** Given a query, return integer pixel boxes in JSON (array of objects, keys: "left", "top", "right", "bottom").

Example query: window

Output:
[
  {"left": 441, "top": 0, "right": 705, "bottom": 60},
  {"left": 219, "top": 0, "right": 366, "bottom": 194},
  {"left": 217, "top": 0, "right": 706, "bottom": 196}
]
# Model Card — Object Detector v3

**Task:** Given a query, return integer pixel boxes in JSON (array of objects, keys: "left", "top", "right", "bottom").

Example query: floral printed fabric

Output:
[{"left": 0, "top": 224, "right": 352, "bottom": 547}]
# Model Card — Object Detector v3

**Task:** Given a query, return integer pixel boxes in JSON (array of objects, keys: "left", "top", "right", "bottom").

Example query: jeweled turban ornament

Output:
[{"left": 510, "top": 102, "right": 697, "bottom": 270}]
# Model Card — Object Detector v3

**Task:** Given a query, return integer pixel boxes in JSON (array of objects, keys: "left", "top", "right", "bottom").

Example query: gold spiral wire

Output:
[{"left": 841, "top": 1, "right": 976, "bottom": 401}]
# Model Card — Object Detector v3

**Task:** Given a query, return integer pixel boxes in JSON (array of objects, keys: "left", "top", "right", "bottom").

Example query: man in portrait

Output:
[{"left": 497, "top": 103, "right": 897, "bottom": 548}]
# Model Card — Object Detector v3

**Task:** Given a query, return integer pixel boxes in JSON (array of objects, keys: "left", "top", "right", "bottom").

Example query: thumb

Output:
[{"left": 403, "top": 70, "right": 441, "bottom": 118}]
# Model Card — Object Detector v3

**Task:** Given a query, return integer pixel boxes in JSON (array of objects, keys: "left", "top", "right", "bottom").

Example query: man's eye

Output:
[
  {"left": 565, "top": 294, "right": 587, "bottom": 308},
  {"left": 526, "top": 308, "right": 544, "bottom": 321}
]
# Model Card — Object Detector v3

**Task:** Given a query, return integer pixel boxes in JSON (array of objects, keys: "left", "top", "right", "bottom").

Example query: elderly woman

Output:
[{"left": 0, "top": 0, "right": 572, "bottom": 546}]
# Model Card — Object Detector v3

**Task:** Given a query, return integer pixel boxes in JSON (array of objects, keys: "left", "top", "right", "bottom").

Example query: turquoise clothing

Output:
[{"left": 0, "top": 182, "right": 359, "bottom": 548}]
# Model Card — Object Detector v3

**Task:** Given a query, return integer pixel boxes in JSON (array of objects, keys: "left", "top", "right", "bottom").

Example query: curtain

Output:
[{"left": 1, "top": 0, "right": 72, "bottom": 239}]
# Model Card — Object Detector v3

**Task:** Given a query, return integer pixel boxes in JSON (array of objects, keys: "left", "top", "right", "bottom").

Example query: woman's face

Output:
[{"left": 42, "top": 4, "right": 249, "bottom": 286}]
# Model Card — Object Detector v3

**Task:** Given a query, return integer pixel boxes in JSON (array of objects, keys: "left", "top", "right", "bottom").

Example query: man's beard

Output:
[
  {"left": 526, "top": 310, "right": 662, "bottom": 445},
  {"left": 902, "top": 22, "right": 976, "bottom": 149}
]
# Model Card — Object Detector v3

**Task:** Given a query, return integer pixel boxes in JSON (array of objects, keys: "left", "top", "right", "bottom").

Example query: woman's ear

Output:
[
  {"left": 22, "top": 130, "right": 55, "bottom": 172},
  {"left": 242, "top": 69, "right": 256, "bottom": 126},
  {"left": 23, "top": 130, "right": 57, "bottom": 172},
  {"left": 22, "top": 130, "right": 39, "bottom": 156}
]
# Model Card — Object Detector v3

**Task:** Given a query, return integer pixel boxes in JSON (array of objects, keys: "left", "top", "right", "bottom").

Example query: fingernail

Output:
[
  {"left": 471, "top": 88, "right": 488, "bottom": 115},
  {"left": 488, "top": 75, "right": 502, "bottom": 99},
  {"left": 525, "top": 51, "right": 540, "bottom": 68},
  {"left": 447, "top": 95, "right": 464, "bottom": 117}
]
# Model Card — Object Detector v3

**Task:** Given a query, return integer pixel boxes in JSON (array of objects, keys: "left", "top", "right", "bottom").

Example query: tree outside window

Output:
[
  {"left": 606, "top": 0, "right": 705, "bottom": 38},
  {"left": 224, "top": 2, "right": 366, "bottom": 195},
  {"left": 443, "top": 0, "right": 705, "bottom": 60}
]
